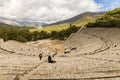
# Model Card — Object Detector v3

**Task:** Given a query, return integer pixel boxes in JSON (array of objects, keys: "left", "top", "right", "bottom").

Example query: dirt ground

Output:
[{"left": 25, "top": 39, "right": 65, "bottom": 53}]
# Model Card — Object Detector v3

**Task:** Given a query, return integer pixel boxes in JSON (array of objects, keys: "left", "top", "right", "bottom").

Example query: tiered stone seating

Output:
[
  {"left": 80, "top": 28, "right": 120, "bottom": 48},
  {"left": 0, "top": 48, "right": 43, "bottom": 80},
  {"left": 79, "top": 28, "right": 120, "bottom": 65},
  {"left": 1, "top": 28, "right": 120, "bottom": 80},
  {"left": 29, "top": 56, "right": 120, "bottom": 80},
  {"left": 28, "top": 28, "right": 120, "bottom": 80},
  {"left": 64, "top": 31, "right": 107, "bottom": 56},
  {"left": 0, "top": 40, "right": 42, "bottom": 56}
]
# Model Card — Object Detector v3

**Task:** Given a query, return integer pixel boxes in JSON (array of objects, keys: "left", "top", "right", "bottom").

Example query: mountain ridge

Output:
[
  {"left": 46, "top": 12, "right": 105, "bottom": 26},
  {"left": 0, "top": 12, "right": 104, "bottom": 27}
]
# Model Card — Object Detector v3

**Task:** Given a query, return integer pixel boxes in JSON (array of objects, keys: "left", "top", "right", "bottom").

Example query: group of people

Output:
[{"left": 39, "top": 49, "right": 57, "bottom": 63}]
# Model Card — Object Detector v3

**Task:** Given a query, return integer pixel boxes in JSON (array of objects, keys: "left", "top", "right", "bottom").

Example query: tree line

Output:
[{"left": 0, "top": 25, "right": 79, "bottom": 42}]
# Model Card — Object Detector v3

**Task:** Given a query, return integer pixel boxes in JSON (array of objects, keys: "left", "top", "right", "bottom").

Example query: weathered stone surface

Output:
[{"left": 1, "top": 28, "right": 120, "bottom": 80}]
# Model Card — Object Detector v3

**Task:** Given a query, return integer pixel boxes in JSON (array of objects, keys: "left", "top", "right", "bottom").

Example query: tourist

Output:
[
  {"left": 48, "top": 55, "right": 56, "bottom": 63},
  {"left": 48, "top": 55, "right": 52, "bottom": 63},
  {"left": 39, "top": 53, "right": 42, "bottom": 60}
]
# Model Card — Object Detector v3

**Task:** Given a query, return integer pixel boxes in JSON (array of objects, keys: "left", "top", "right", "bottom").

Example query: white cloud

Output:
[{"left": 0, "top": 0, "right": 101, "bottom": 22}]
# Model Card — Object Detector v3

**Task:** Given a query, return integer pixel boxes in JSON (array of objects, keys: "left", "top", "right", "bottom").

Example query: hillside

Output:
[
  {"left": 86, "top": 8, "right": 120, "bottom": 27},
  {"left": 47, "top": 12, "right": 104, "bottom": 26},
  {"left": 41, "top": 15, "right": 99, "bottom": 32},
  {"left": 0, "top": 23, "right": 35, "bottom": 42},
  {"left": 39, "top": 12, "right": 104, "bottom": 32},
  {"left": 0, "top": 22, "right": 33, "bottom": 30},
  {"left": 0, "top": 22, "right": 15, "bottom": 28},
  {"left": 0, "top": 17, "right": 21, "bottom": 26}
]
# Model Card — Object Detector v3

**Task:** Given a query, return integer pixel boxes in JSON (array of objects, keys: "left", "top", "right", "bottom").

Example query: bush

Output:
[{"left": 15, "top": 36, "right": 27, "bottom": 42}]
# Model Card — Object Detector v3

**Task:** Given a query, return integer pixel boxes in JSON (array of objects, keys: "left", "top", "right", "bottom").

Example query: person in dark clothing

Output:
[
  {"left": 48, "top": 55, "right": 53, "bottom": 63},
  {"left": 48, "top": 55, "right": 56, "bottom": 63},
  {"left": 39, "top": 54, "right": 42, "bottom": 60}
]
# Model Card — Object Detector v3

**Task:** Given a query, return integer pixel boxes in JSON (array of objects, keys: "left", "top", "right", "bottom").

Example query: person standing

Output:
[{"left": 39, "top": 53, "right": 42, "bottom": 60}]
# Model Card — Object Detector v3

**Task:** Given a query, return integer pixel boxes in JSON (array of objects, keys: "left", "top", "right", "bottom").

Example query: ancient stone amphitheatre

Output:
[{"left": 1, "top": 27, "right": 120, "bottom": 80}]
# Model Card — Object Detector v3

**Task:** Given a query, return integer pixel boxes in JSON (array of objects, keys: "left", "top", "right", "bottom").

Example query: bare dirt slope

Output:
[
  {"left": 25, "top": 39, "right": 65, "bottom": 53},
  {"left": 1, "top": 28, "right": 120, "bottom": 80}
]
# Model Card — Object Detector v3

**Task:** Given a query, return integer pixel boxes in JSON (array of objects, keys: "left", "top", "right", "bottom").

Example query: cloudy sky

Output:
[{"left": 0, "top": 0, "right": 120, "bottom": 22}]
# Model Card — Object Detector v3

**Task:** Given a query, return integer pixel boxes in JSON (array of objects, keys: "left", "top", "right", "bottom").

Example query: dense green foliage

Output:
[
  {"left": 0, "top": 23, "right": 79, "bottom": 42},
  {"left": 51, "top": 25, "right": 79, "bottom": 40},
  {"left": 86, "top": 8, "right": 120, "bottom": 27}
]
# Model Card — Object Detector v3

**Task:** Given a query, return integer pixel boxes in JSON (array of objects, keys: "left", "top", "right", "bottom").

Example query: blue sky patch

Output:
[{"left": 95, "top": 0, "right": 120, "bottom": 11}]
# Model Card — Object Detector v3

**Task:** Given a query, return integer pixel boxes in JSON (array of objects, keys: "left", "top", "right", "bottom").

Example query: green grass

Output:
[{"left": 29, "top": 23, "right": 71, "bottom": 33}]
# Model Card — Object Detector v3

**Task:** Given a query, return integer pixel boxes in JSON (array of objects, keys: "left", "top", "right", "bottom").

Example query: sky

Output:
[
  {"left": 0, "top": 0, "right": 120, "bottom": 22},
  {"left": 95, "top": 0, "right": 120, "bottom": 11}
]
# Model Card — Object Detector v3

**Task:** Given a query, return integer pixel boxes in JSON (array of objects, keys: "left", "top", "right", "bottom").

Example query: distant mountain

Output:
[
  {"left": 0, "top": 17, "right": 21, "bottom": 26},
  {"left": 0, "top": 17, "right": 48, "bottom": 27},
  {"left": 0, "top": 12, "right": 104, "bottom": 27},
  {"left": 17, "top": 21, "right": 47, "bottom": 26},
  {"left": 0, "top": 22, "right": 23, "bottom": 30},
  {"left": 47, "top": 12, "right": 105, "bottom": 26}
]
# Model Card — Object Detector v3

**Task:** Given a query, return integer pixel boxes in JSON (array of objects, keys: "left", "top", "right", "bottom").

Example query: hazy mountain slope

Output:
[
  {"left": 0, "top": 12, "right": 104, "bottom": 27},
  {"left": 0, "top": 22, "right": 32, "bottom": 30},
  {"left": 0, "top": 17, "right": 21, "bottom": 26},
  {"left": 47, "top": 12, "right": 104, "bottom": 26},
  {"left": 72, "top": 15, "right": 99, "bottom": 26},
  {"left": 0, "top": 17, "right": 47, "bottom": 27},
  {"left": 0, "top": 23, "right": 17, "bottom": 29},
  {"left": 40, "top": 12, "right": 104, "bottom": 31}
]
